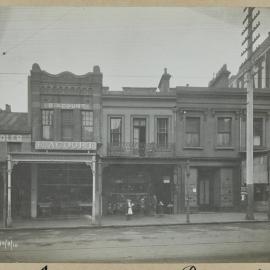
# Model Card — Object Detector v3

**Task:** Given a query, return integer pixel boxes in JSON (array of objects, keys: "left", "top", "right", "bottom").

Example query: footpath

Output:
[{"left": 0, "top": 212, "right": 269, "bottom": 230}]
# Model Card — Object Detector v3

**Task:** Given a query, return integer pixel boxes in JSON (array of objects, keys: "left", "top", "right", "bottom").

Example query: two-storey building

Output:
[
  {"left": 1, "top": 63, "right": 103, "bottom": 227},
  {"left": 2, "top": 60, "right": 270, "bottom": 228},
  {"left": 0, "top": 105, "right": 31, "bottom": 227},
  {"left": 101, "top": 69, "right": 177, "bottom": 215}
]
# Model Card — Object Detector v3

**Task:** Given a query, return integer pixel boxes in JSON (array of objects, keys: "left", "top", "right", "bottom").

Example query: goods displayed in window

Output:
[{"left": 38, "top": 164, "right": 92, "bottom": 216}]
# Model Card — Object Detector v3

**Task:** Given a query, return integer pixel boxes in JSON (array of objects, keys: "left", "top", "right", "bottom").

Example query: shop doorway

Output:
[
  {"left": 198, "top": 169, "right": 214, "bottom": 210},
  {"left": 133, "top": 118, "right": 146, "bottom": 156}
]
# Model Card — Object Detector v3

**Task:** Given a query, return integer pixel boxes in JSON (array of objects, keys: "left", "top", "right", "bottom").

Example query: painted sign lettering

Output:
[
  {"left": 42, "top": 103, "right": 91, "bottom": 110},
  {"left": 35, "top": 141, "right": 97, "bottom": 151},
  {"left": 0, "top": 134, "right": 23, "bottom": 142}
]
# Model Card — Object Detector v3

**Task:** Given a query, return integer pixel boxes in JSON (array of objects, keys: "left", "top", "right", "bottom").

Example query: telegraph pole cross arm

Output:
[{"left": 241, "top": 7, "right": 260, "bottom": 220}]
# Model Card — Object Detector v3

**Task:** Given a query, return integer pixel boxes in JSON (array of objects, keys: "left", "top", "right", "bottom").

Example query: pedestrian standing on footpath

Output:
[{"left": 126, "top": 199, "right": 134, "bottom": 220}]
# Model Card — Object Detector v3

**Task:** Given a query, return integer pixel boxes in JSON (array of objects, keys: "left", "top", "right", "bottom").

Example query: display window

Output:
[
  {"left": 254, "top": 183, "right": 269, "bottom": 202},
  {"left": 38, "top": 164, "right": 92, "bottom": 216}
]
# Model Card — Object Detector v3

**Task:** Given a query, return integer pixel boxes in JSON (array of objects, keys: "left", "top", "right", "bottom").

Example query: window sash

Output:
[
  {"left": 185, "top": 117, "right": 200, "bottom": 146},
  {"left": 110, "top": 118, "right": 122, "bottom": 146},
  {"left": 186, "top": 117, "right": 200, "bottom": 133},
  {"left": 217, "top": 117, "right": 231, "bottom": 133},
  {"left": 62, "top": 110, "right": 73, "bottom": 141},
  {"left": 217, "top": 133, "right": 231, "bottom": 146},
  {"left": 82, "top": 111, "right": 93, "bottom": 127},
  {"left": 157, "top": 118, "right": 168, "bottom": 146},
  {"left": 217, "top": 117, "right": 231, "bottom": 146},
  {"left": 42, "top": 110, "right": 53, "bottom": 125},
  {"left": 42, "top": 110, "right": 53, "bottom": 140},
  {"left": 42, "top": 126, "right": 53, "bottom": 140},
  {"left": 81, "top": 111, "right": 93, "bottom": 141},
  {"left": 185, "top": 133, "right": 200, "bottom": 147},
  {"left": 254, "top": 118, "right": 263, "bottom": 146}
]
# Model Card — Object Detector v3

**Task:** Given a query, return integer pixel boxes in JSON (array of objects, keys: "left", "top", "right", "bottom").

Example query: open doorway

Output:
[
  {"left": 133, "top": 118, "right": 146, "bottom": 156},
  {"left": 197, "top": 168, "right": 215, "bottom": 211}
]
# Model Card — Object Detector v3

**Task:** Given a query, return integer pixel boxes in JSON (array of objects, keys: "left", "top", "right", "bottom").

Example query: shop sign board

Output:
[
  {"left": 0, "top": 134, "right": 23, "bottom": 142},
  {"left": 35, "top": 141, "right": 97, "bottom": 151},
  {"left": 42, "top": 103, "right": 91, "bottom": 110}
]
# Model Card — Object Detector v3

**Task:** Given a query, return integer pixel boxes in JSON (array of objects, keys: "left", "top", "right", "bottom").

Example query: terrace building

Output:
[{"left": 1, "top": 61, "right": 270, "bottom": 227}]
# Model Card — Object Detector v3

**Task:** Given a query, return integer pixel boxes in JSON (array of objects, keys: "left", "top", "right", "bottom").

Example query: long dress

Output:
[{"left": 127, "top": 201, "right": 133, "bottom": 215}]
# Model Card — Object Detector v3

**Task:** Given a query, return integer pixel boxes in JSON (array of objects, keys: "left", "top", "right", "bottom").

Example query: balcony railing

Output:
[{"left": 107, "top": 142, "right": 175, "bottom": 157}]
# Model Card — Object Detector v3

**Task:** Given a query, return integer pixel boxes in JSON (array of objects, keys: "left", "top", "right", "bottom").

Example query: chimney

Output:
[
  {"left": 158, "top": 68, "right": 171, "bottom": 92},
  {"left": 5, "top": 104, "right": 11, "bottom": 112}
]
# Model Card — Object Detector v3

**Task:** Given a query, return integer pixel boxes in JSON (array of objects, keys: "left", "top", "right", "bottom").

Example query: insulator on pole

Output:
[{"left": 253, "top": 33, "right": 260, "bottom": 44}]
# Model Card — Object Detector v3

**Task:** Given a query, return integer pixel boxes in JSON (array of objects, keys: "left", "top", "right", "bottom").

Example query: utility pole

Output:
[{"left": 241, "top": 7, "right": 260, "bottom": 220}]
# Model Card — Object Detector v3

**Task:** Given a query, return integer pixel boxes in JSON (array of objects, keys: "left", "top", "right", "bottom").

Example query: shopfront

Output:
[
  {"left": 241, "top": 154, "right": 270, "bottom": 211},
  {"left": 3, "top": 151, "right": 100, "bottom": 227},
  {"left": 102, "top": 164, "right": 174, "bottom": 215},
  {"left": 37, "top": 163, "right": 92, "bottom": 217},
  {"left": 185, "top": 166, "right": 236, "bottom": 211}
]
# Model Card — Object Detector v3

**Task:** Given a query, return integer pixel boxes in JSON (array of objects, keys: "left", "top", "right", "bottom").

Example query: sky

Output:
[{"left": 0, "top": 6, "right": 270, "bottom": 112}]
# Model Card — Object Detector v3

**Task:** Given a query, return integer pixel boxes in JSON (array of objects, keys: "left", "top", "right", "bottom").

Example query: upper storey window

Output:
[
  {"left": 110, "top": 117, "right": 122, "bottom": 146},
  {"left": 217, "top": 117, "right": 232, "bottom": 147},
  {"left": 185, "top": 117, "right": 200, "bottom": 147},
  {"left": 42, "top": 110, "right": 54, "bottom": 140},
  {"left": 254, "top": 118, "right": 263, "bottom": 147},
  {"left": 62, "top": 110, "right": 73, "bottom": 141},
  {"left": 157, "top": 118, "right": 168, "bottom": 146},
  {"left": 81, "top": 111, "right": 94, "bottom": 141}
]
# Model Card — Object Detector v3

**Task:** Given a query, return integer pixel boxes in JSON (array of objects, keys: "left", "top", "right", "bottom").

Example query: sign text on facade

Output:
[
  {"left": 35, "top": 141, "right": 97, "bottom": 151},
  {"left": 0, "top": 134, "right": 23, "bottom": 142},
  {"left": 42, "top": 103, "right": 91, "bottom": 110}
]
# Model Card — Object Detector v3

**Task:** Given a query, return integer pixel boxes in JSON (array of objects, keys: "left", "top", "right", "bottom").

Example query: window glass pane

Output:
[
  {"left": 81, "top": 111, "right": 93, "bottom": 141},
  {"left": 217, "top": 134, "right": 230, "bottom": 146},
  {"left": 62, "top": 110, "right": 73, "bottom": 124},
  {"left": 62, "top": 126, "right": 73, "bottom": 141},
  {"left": 62, "top": 110, "right": 73, "bottom": 141},
  {"left": 185, "top": 117, "right": 200, "bottom": 146},
  {"left": 82, "top": 126, "right": 93, "bottom": 141},
  {"left": 254, "top": 118, "right": 263, "bottom": 136},
  {"left": 157, "top": 118, "right": 168, "bottom": 146},
  {"left": 111, "top": 118, "right": 121, "bottom": 131},
  {"left": 185, "top": 134, "right": 199, "bottom": 146},
  {"left": 133, "top": 119, "right": 146, "bottom": 126},
  {"left": 217, "top": 117, "right": 231, "bottom": 146},
  {"left": 186, "top": 117, "right": 200, "bottom": 133},
  {"left": 110, "top": 117, "right": 122, "bottom": 146},
  {"left": 43, "top": 126, "right": 52, "bottom": 140},
  {"left": 42, "top": 110, "right": 53, "bottom": 140},
  {"left": 218, "top": 118, "right": 231, "bottom": 132}
]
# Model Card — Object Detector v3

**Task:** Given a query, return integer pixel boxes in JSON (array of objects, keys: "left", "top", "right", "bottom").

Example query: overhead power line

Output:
[{"left": 2, "top": 9, "right": 71, "bottom": 56}]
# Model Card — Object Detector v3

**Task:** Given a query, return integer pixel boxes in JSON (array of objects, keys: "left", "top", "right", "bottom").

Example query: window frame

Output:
[
  {"left": 41, "top": 109, "right": 54, "bottom": 140},
  {"left": 81, "top": 110, "right": 94, "bottom": 141},
  {"left": 216, "top": 116, "right": 233, "bottom": 148},
  {"left": 156, "top": 117, "right": 169, "bottom": 147},
  {"left": 109, "top": 116, "right": 123, "bottom": 147},
  {"left": 184, "top": 116, "right": 201, "bottom": 148},
  {"left": 61, "top": 110, "right": 74, "bottom": 141},
  {"left": 254, "top": 117, "right": 264, "bottom": 147}
]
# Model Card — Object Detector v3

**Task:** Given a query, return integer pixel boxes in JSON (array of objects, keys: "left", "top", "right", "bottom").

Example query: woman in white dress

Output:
[{"left": 126, "top": 199, "right": 134, "bottom": 220}]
